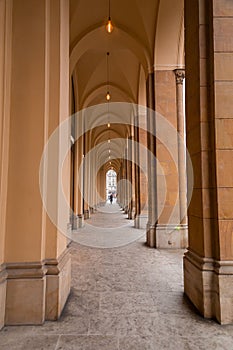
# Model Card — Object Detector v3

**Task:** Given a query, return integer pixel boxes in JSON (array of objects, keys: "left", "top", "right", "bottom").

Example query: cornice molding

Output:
[
  {"left": 5, "top": 247, "right": 71, "bottom": 279},
  {"left": 185, "top": 249, "right": 233, "bottom": 275},
  {"left": 0, "top": 264, "right": 7, "bottom": 284}
]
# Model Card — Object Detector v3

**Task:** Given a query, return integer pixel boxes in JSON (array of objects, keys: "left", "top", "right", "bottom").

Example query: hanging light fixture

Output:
[
  {"left": 106, "top": 53, "right": 111, "bottom": 128},
  {"left": 106, "top": 52, "right": 111, "bottom": 101},
  {"left": 106, "top": 0, "right": 113, "bottom": 33}
]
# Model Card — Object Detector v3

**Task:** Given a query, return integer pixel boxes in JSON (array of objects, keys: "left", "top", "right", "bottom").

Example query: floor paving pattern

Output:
[{"left": 1, "top": 204, "right": 233, "bottom": 349}]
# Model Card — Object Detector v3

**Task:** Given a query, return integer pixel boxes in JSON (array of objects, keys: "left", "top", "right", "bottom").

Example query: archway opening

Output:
[{"left": 106, "top": 169, "right": 117, "bottom": 203}]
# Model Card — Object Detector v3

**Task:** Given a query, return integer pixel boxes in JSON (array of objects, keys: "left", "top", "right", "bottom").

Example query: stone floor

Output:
[{"left": 1, "top": 204, "right": 233, "bottom": 349}]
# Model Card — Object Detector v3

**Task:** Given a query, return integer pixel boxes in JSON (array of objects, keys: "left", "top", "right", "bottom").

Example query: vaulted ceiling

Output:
[
  {"left": 69, "top": 0, "right": 184, "bottom": 172},
  {"left": 70, "top": 0, "right": 184, "bottom": 108}
]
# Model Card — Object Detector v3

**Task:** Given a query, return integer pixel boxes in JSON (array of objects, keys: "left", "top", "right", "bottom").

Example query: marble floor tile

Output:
[
  {"left": 32, "top": 314, "right": 89, "bottom": 336},
  {"left": 89, "top": 311, "right": 157, "bottom": 337},
  {"left": 0, "top": 333, "right": 59, "bottom": 350},
  {"left": 57, "top": 335, "right": 118, "bottom": 350},
  {"left": 119, "top": 335, "right": 155, "bottom": 350}
]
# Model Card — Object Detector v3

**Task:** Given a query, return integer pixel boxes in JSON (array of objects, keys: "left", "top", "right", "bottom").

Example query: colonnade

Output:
[
  {"left": 0, "top": 0, "right": 233, "bottom": 329},
  {"left": 71, "top": 70, "right": 187, "bottom": 246}
]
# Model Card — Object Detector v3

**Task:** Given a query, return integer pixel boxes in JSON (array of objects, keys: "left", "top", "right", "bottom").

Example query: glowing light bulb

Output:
[
  {"left": 106, "top": 92, "right": 111, "bottom": 101},
  {"left": 108, "top": 139, "right": 110, "bottom": 143},
  {"left": 106, "top": 18, "right": 113, "bottom": 33},
  {"left": 109, "top": 149, "right": 111, "bottom": 153},
  {"left": 108, "top": 123, "right": 111, "bottom": 128}
]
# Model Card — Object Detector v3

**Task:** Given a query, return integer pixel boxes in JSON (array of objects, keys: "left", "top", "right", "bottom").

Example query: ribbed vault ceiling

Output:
[{"left": 70, "top": 0, "right": 184, "bottom": 172}]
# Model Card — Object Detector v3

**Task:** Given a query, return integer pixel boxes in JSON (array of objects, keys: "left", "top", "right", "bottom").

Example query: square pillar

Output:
[
  {"left": 0, "top": 0, "right": 12, "bottom": 330},
  {"left": 184, "top": 0, "right": 233, "bottom": 324},
  {"left": 3, "top": 0, "right": 71, "bottom": 325}
]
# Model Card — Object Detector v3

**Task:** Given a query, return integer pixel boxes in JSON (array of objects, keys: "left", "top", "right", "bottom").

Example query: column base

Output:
[
  {"left": 5, "top": 264, "right": 47, "bottom": 325},
  {"left": 73, "top": 214, "right": 84, "bottom": 229},
  {"left": 0, "top": 265, "right": 7, "bottom": 330},
  {"left": 45, "top": 248, "right": 71, "bottom": 320},
  {"left": 128, "top": 210, "right": 133, "bottom": 220},
  {"left": 5, "top": 248, "right": 71, "bottom": 325},
  {"left": 184, "top": 250, "right": 233, "bottom": 324},
  {"left": 155, "top": 224, "right": 188, "bottom": 248},
  {"left": 72, "top": 215, "right": 78, "bottom": 230},
  {"left": 84, "top": 210, "right": 90, "bottom": 220},
  {"left": 146, "top": 223, "right": 156, "bottom": 247},
  {"left": 135, "top": 215, "right": 148, "bottom": 229},
  {"left": 77, "top": 215, "right": 84, "bottom": 228}
]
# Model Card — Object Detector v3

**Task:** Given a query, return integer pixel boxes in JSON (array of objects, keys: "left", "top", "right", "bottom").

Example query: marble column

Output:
[
  {"left": 146, "top": 72, "right": 157, "bottom": 247},
  {"left": 174, "top": 69, "right": 188, "bottom": 243}
]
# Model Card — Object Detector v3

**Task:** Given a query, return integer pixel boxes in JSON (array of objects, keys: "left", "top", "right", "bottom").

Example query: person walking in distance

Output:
[{"left": 109, "top": 193, "right": 113, "bottom": 204}]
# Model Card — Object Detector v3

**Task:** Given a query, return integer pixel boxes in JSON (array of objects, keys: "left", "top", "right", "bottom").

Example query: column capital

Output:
[{"left": 174, "top": 69, "right": 185, "bottom": 85}]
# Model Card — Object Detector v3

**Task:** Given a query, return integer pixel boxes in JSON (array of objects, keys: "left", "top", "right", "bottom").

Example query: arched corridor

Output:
[{"left": 1, "top": 1, "right": 233, "bottom": 348}]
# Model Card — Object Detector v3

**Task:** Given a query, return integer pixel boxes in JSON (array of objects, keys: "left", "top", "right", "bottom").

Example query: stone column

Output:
[
  {"left": 72, "top": 76, "right": 84, "bottom": 229},
  {"left": 174, "top": 69, "right": 188, "bottom": 244},
  {"left": 96, "top": 166, "right": 105, "bottom": 205},
  {"left": 83, "top": 130, "right": 90, "bottom": 220},
  {"left": 118, "top": 165, "right": 123, "bottom": 207},
  {"left": 127, "top": 137, "right": 133, "bottom": 219},
  {"left": 73, "top": 134, "right": 84, "bottom": 228},
  {"left": 135, "top": 108, "right": 148, "bottom": 229},
  {"left": 3, "top": 0, "right": 71, "bottom": 325},
  {"left": 184, "top": 0, "right": 233, "bottom": 324},
  {"left": 123, "top": 156, "right": 128, "bottom": 213},
  {"left": 0, "top": 0, "right": 12, "bottom": 329},
  {"left": 146, "top": 72, "right": 157, "bottom": 247},
  {"left": 134, "top": 113, "right": 141, "bottom": 226},
  {"left": 120, "top": 164, "right": 124, "bottom": 209}
]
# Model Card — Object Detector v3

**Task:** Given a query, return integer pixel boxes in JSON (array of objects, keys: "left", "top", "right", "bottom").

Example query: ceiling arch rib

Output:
[
  {"left": 70, "top": 26, "right": 150, "bottom": 78},
  {"left": 93, "top": 129, "right": 126, "bottom": 148},
  {"left": 82, "top": 83, "right": 135, "bottom": 109},
  {"left": 83, "top": 102, "right": 134, "bottom": 131},
  {"left": 93, "top": 141, "right": 125, "bottom": 171}
]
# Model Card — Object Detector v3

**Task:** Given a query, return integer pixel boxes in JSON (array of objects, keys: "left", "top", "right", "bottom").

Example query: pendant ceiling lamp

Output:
[
  {"left": 106, "top": 52, "right": 111, "bottom": 101},
  {"left": 106, "top": 0, "right": 113, "bottom": 33}
]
